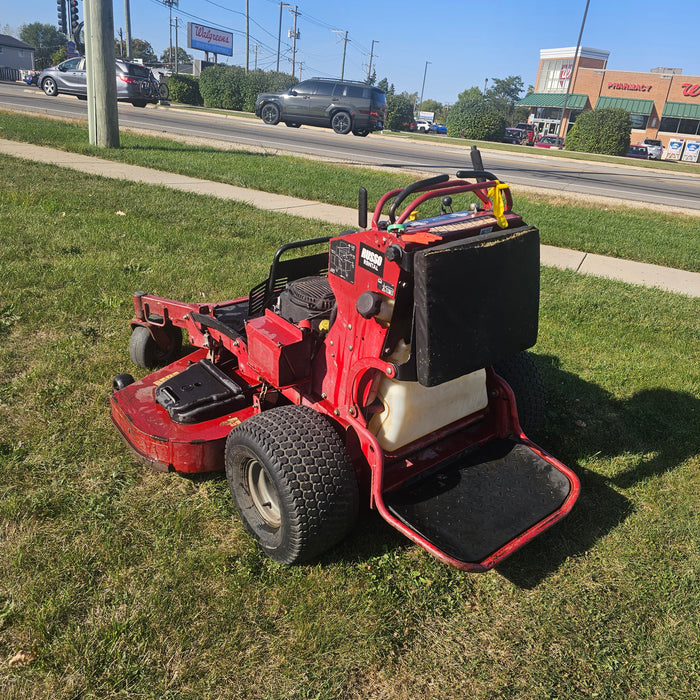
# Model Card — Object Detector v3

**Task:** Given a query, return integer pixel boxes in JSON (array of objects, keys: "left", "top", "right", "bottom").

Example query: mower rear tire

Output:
[
  {"left": 129, "top": 322, "right": 183, "bottom": 369},
  {"left": 225, "top": 405, "right": 359, "bottom": 564},
  {"left": 494, "top": 351, "right": 546, "bottom": 436}
]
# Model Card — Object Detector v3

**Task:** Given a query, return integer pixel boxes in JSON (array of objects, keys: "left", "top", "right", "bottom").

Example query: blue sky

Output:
[{"left": 4, "top": 0, "right": 700, "bottom": 104}]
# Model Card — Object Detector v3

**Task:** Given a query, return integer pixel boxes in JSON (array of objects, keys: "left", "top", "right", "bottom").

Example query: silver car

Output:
[{"left": 38, "top": 57, "right": 159, "bottom": 107}]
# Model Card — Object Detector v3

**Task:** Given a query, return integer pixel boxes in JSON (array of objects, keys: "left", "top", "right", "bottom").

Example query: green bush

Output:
[
  {"left": 167, "top": 74, "right": 203, "bottom": 106},
  {"left": 565, "top": 108, "right": 631, "bottom": 155},
  {"left": 385, "top": 94, "right": 414, "bottom": 131},
  {"left": 198, "top": 66, "right": 297, "bottom": 112},
  {"left": 199, "top": 65, "right": 244, "bottom": 110},
  {"left": 240, "top": 69, "right": 297, "bottom": 113},
  {"left": 446, "top": 101, "right": 506, "bottom": 141}
]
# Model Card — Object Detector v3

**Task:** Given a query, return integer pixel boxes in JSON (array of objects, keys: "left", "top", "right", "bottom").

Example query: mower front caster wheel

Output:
[
  {"left": 129, "top": 322, "right": 183, "bottom": 369},
  {"left": 225, "top": 405, "right": 359, "bottom": 565},
  {"left": 112, "top": 373, "right": 135, "bottom": 392}
]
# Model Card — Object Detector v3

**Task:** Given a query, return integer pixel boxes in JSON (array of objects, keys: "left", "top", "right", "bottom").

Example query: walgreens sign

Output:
[{"left": 187, "top": 22, "right": 233, "bottom": 56}]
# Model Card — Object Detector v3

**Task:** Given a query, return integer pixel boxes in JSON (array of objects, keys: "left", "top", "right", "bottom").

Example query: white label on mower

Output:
[{"left": 359, "top": 243, "right": 385, "bottom": 276}]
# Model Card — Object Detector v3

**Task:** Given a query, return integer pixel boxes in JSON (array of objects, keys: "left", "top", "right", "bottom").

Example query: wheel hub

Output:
[{"left": 245, "top": 458, "right": 281, "bottom": 527}]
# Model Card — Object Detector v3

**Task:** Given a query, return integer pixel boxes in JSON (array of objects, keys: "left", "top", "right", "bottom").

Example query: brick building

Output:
[{"left": 519, "top": 46, "right": 700, "bottom": 151}]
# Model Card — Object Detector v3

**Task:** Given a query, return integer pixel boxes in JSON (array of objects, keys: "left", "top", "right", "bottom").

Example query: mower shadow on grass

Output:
[{"left": 496, "top": 354, "right": 699, "bottom": 588}]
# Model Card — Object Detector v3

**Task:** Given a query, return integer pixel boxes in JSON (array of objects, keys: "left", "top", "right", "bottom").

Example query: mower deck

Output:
[
  {"left": 384, "top": 439, "right": 572, "bottom": 567},
  {"left": 110, "top": 349, "right": 257, "bottom": 473}
]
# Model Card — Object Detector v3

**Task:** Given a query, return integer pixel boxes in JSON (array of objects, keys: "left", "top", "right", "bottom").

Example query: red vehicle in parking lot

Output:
[
  {"left": 535, "top": 136, "right": 565, "bottom": 150},
  {"left": 515, "top": 123, "right": 537, "bottom": 145}
]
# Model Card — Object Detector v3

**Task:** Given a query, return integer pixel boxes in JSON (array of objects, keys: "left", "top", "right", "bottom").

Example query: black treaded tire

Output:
[
  {"left": 331, "top": 111, "right": 352, "bottom": 135},
  {"left": 352, "top": 128, "right": 369, "bottom": 137},
  {"left": 225, "top": 405, "right": 360, "bottom": 564},
  {"left": 494, "top": 351, "right": 546, "bottom": 435},
  {"left": 112, "top": 373, "right": 135, "bottom": 392},
  {"left": 261, "top": 102, "right": 281, "bottom": 125},
  {"left": 128, "top": 321, "right": 183, "bottom": 369}
]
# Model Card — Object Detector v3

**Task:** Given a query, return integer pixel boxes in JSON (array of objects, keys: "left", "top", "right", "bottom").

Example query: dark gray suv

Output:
[{"left": 255, "top": 78, "right": 387, "bottom": 136}]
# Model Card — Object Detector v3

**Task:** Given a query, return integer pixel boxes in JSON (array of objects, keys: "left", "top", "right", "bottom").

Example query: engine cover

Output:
[{"left": 277, "top": 275, "right": 335, "bottom": 330}]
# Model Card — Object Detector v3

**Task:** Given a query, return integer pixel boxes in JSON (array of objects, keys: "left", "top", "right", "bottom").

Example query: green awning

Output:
[
  {"left": 518, "top": 93, "right": 588, "bottom": 110},
  {"left": 662, "top": 101, "right": 700, "bottom": 119},
  {"left": 594, "top": 96, "right": 654, "bottom": 114}
]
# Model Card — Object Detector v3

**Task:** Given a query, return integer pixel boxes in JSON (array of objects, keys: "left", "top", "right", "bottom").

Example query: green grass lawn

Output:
[
  {"left": 1, "top": 111, "right": 699, "bottom": 272},
  {"left": 1, "top": 157, "right": 699, "bottom": 699}
]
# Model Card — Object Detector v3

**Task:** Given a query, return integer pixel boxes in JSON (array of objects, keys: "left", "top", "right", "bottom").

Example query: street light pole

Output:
[
  {"left": 558, "top": 0, "right": 590, "bottom": 139},
  {"left": 419, "top": 60, "right": 431, "bottom": 114}
]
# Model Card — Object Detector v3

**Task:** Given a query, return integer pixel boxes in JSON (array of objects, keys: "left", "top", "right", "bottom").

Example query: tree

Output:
[
  {"left": 51, "top": 45, "right": 69, "bottom": 66},
  {"left": 377, "top": 77, "right": 393, "bottom": 95},
  {"left": 484, "top": 75, "right": 526, "bottom": 125},
  {"left": 19, "top": 23, "right": 66, "bottom": 69},
  {"left": 564, "top": 108, "right": 632, "bottom": 155},
  {"left": 457, "top": 86, "right": 483, "bottom": 104},
  {"left": 160, "top": 47, "right": 193, "bottom": 65},
  {"left": 114, "top": 37, "right": 158, "bottom": 63},
  {"left": 420, "top": 98, "right": 443, "bottom": 120},
  {"left": 446, "top": 100, "right": 505, "bottom": 141},
  {"left": 385, "top": 93, "right": 414, "bottom": 131}
]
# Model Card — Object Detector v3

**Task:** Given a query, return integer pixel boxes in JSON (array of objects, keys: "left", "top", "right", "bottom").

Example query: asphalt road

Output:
[{"left": 3, "top": 81, "right": 700, "bottom": 212}]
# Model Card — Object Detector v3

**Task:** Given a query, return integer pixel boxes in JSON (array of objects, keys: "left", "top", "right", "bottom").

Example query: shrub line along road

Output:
[
  {"left": 2, "top": 137, "right": 698, "bottom": 298},
  {"left": 1, "top": 137, "right": 698, "bottom": 298}
]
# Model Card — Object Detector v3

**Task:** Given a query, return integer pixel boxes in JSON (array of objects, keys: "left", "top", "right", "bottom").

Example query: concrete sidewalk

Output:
[{"left": 2, "top": 138, "right": 698, "bottom": 298}]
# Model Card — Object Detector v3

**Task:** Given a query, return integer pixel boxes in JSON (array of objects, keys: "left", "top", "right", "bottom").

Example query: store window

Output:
[
  {"left": 660, "top": 117, "right": 700, "bottom": 135},
  {"left": 536, "top": 59, "right": 574, "bottom": 93},
  {"left": 630, "top": 113, "right": 649, "bottom": 130}
]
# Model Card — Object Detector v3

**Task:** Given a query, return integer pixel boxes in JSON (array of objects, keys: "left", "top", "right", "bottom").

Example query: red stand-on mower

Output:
[{"left": 111, "top": 152, "right": 580, "bottom": 572}]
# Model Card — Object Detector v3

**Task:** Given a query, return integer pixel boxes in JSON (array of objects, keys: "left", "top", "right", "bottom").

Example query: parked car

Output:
[
  {"left": 503, "top": 127, "right": 529, "bottom": 145},
  {"left": 625, "top": 144, "right": 650, "bottom": 159},
  {"left": 255, "top": 78, "right": 387, "bottom": 136},
  {"left": 431, "top": 123, "right": 447, "bottom": 134},
  {"left": 641, "top": 138, "right": 663, "bottom": 160},
  {"left": 535, "top": 136, "right": 565, "bottom": 149},
  {"left": 22, "top": 70, "right": 40, "bottom": 85},
  {"left": 414, "top": 119, "right": 432, "bottom": 133},
  {"left": 38, "top": 57, "right": 160, "bottom": 107},
  {"left": 515, "top": 122, "right": 537, "bottom": 145}
]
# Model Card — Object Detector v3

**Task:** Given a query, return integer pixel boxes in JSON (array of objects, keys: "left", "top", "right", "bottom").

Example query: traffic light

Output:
[
  {"left": 57, "top": 0, "right": 67, "bottom": 34},
  {"left": 69, "top": 0, "right": 80, "bottom": 35}
]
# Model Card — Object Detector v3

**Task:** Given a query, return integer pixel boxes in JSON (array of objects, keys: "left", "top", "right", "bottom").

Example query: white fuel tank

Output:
[{"left": 368, "top": 369, "right": 488, "bottom": 452}]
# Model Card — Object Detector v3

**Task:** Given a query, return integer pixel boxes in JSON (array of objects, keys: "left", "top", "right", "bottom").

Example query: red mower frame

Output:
[{"left": 111, "top": 155, "right": 580, "bottom": 572}]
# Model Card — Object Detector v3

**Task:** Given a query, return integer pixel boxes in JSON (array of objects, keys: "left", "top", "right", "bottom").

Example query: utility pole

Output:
[
  {"left": 123, "top": 0, "right": 132, "bottom": 60},
  {"left": 366, "top": 39, "right": 378, "bottom": 82},
  {"left": 245, "top": 0, "right": 249, "bottom": 72},
  {"left": 85, "top": 0, "right": 119, "bottom": 147},
  {"left": 289, "top": 6, "right": 299, "bottom": 78},
  {"left": 166, "top": 0, "right": 173, "bottom": 69},
  {"left": 253, "top": 44, "right": 260, "bottom": 71},
  {"left": 333, "top": 30, "right": 348, "bottom": 81},
  {"left": 173, "top": 16, "right": 179, "bottom": 73},
  {"left": 276, "top": 3, "right": 289, "bottom": 72}
]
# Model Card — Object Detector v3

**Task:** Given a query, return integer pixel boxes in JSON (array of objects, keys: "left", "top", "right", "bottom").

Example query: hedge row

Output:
[
  {"left": 198, "top": 66, "right": 297, "bottom": 112},
  {"left": 166, "top": 67, "right": 298, "bottom": 111}
]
